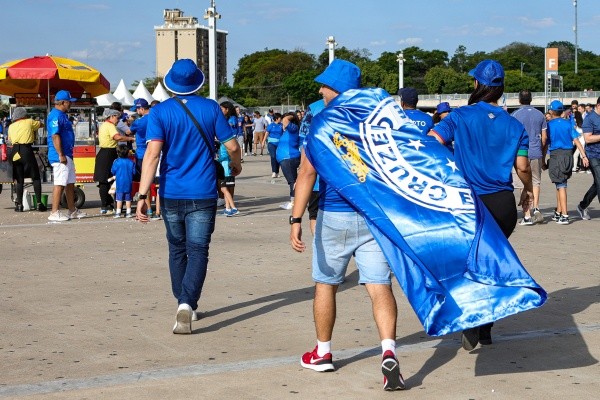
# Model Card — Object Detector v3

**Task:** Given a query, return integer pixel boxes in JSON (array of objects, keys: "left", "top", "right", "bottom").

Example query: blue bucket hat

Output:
[
  {"left": 469, "top": 59, "right": 505, "bottom": 87},
  {"left": 549, "top": 100, "right": 565, "bottom": 111},
  {"left": 314, "top": 59, "right": 361, "bottom": 94},
  {"left": 130, "top": 98, "right": 149, "bottom": 111},
  {"left": 55, "top": 90, "right": 77, "bottom": 102},
  {"left": 436, "top": 102, "right": 452, "bottom": 114},
  {"left": 164, "top": 59, "right": 205, "bottom": 95}
]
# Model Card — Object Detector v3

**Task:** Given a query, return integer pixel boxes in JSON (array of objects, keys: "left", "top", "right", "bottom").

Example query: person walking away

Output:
[
  {"left": 545, "top": 100, "right": 588, "bottom": 224},
  {"left": 136, "top": 59, "right": 241, "bottom": 334},
  {"left": 429, "top": 59, "right": 533, "bottom": 350},
  {"left": 47, "top": 90, "right": 88, "bottom": 221},
  {"left": 576, "top": 96, "right": 600, "bottom": 221},
  {"left": 289, "top": 59, "right": 405, "bottom": 391},
  {"left": 111, "top": 144, "right": 136, "bottom": 218},
  {"left": 265, "top": 112, "right": 283, "bottom": 178},
  {"left": 252, "top": 111, "right": 267, "bottom": 156},
  {"left": 277, "top": 112, "right": 301, "bottom": 210},
  {"left": 94, "top": 109, "right": 134, "bottom": 214},
  {"left": 7, "top": 107, "right": 45, "bottom": 212},
  {"left": 511, "top": 89, "right": 547, "bottom": 225}
]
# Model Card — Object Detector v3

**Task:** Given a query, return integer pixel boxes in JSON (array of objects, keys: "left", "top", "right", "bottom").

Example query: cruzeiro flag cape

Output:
[{"left": 305, "top": 88, "right": 546, "bottom": 336}]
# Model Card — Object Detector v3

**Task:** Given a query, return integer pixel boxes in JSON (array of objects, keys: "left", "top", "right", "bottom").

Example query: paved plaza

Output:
[{"left": 0, "top": 155, "right": 598, "bottom": 399}]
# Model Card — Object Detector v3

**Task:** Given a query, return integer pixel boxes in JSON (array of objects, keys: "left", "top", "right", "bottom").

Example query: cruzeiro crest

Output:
[{"left": 359, "top": 96, "right": 475, "bottom": 214}]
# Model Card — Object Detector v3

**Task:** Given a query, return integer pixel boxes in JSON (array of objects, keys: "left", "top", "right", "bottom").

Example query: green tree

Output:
[
  {"left": 424, "top": 67, "right": 471, "bottom": 94},
  {"left": 504, "top": 70, "right": 543, "bottom": 93}
]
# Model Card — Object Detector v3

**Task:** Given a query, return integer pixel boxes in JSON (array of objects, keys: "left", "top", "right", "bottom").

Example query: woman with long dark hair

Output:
[
  {"left": 429, "top": 60, "right": 534, "bottom": 351},
  {"left": 276, "top": 112, "right": 301, "bottom": 209}
]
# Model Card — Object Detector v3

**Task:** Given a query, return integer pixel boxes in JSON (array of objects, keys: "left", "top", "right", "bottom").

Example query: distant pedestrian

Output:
[
  {"left": 576, "top": 96, "right": 600, "bottom": 221},
  {"left": 111, "top": 144, "right": 136, "bottom": 218}
]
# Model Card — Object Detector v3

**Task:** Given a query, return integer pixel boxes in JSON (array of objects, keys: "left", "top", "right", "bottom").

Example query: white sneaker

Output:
[
  {"left": 48, "top": 210, "right": 69, "bottom": 222},
  {"left": 271, "top": 172, "right": 277, "bottom": 178},
  {"left": 173, "top": 303, "right": 192, "bottom": 334},
  {"left": 577, "top": 204, "right": 591, "bottom": 220},
  {"left": 192, "top": 310, "right": 199, "bottom": 321},
  {"left": 113, "top": 214, "right": 122, "bottom": 219},
  {"left": 279, "top": 201, "right": 293, "bottom": 210},
  {"left": 532, "top": 208, "right": 544, "bottom": 224},
  {"left": 69, "top": 208, "right": 87, "bottom": 219}
]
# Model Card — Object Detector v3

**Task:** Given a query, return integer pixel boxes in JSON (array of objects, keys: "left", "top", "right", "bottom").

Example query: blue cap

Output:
[
  {"left": 469, "top": 59, "right": 505, "bottom": 87},
  {"left": 314, "top": 59, "right": 361, "bottom": 94},
  {"left": 55, "top": 90, "right": 77, "bottom": 102},
  {"left": 130, "top": 98, "right": 149, "bottom": 111},
  {"left": 549, "top": 100, "right": 565, "bottom": 111},
  {"left": 436, "top": 102, "right": 452, "bottom": 114},
  {"left": 164, "top": 59, "right": 205, "bottom": 95},
  {"left": 398, "top": 87, "right": 419, "bottom": 106}
]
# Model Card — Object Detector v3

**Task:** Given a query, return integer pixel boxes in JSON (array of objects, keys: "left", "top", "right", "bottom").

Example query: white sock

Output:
[
  {"left": 116, "top": 208, "right": 122, "bottom": 214},
  {"left": 316, "top": 340, "right": 331, "bottom": 357},
  {"left": 381, "top": 339, "right": 396, "bottom": 356},
  {"left": 126, "top": 208, "right": 132, "bottom": 214}
]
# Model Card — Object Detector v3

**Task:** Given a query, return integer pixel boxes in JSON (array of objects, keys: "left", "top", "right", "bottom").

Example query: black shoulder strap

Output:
[{"left": 173, "top": 97, "right": 214, "bottom": 157}]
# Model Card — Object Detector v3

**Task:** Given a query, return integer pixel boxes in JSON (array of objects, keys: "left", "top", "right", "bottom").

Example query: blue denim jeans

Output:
[
  {"left": 280, "top": 157, "right": 301, "bottom": 197},
  {"left": 161, "top": 198, "right": 217, "bottom": 310},
  {"left": 579, "top": 157, "right": 600, "bottom": 209},
  {"left": 267, "top": 142, "right": 280, "bottom": 174}
]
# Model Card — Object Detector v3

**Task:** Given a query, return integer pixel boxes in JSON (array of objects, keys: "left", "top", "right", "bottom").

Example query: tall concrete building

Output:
[{"left": 154, "top": 9, "right": 228, "bottom": 85}]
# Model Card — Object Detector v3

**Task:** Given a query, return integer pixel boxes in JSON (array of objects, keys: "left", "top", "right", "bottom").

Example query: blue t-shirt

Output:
[
  {"left": 432, "top": 101, "right": 529, "bottom": 196},
  {"left": 547, "top": 118, "right": 579, "bottom": 152},
  {"left": 46, "top": 108, "right": 75, "bottom": 164},
  {"left": 146, "top": 95, "right": 234, "bottom": 199},
  {"left": 237, "top": 115, "right": 245, "bottom": 136},
  {"left": 404, "top": 109, "right": 434, "bottom": 135},
  {"left": 217, "top": 143, "right": 231, "bottom": 176},
  {"left": 582, "top": 110, "right": 600, "bottom": 159},
  {"left": 276, "top": 122, "right": 301, "bottom": 162},
  {"left": 130, "top": 115, "right": 148, "bottom": 160},
  {"left": 111, "top": 157, "right": 136, "bottom": 193},
  {"left": 511, "top": 106, "right": 547, "bottom": 159},
  {"left": 266, "top": 122, "right": 283, "bottom": 144}
]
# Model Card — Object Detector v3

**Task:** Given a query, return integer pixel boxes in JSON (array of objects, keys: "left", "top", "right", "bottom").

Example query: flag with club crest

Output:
[{"left": 305, "top": 88, "right": 546, "bottom": 336}]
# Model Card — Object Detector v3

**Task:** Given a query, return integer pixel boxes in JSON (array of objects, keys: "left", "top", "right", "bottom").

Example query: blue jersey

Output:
[
  {"left": 146, "top": 95, "right": 234, "bottom": 199},
  {"left": 582, "top": 111, "right": 600, "bottom": 158},
  {"left": 111, "top": 157, "right": 136, "bottom": 193},
  {"left": 301, "top": 99, "right": 326, "bottom": 192},
  {"left": 432, "top": 101, "right": 528, "bottom": 196},
  {"left": 547, "top": 118, "right": 579, "bottom": 151},
  {"left": 276, "top": 122, "right": 300, "bottom": 162},
  {"left": 46, "top": 108, "right": 75, "bottom": 163},
  {"left": 237, "top": 115, "right": 245, "bottom": 136},
  {"left": 266, "top": 122, "right": 283, "bottom": 144},
  {"left": 130, "top": 115, "right": 148, "bottom": 160},
  {"left": 405, "top": 109, "right": 434, "bottom": 135},
  {"left": 217, "top": 143, "right": 231, "bottom": 176}
]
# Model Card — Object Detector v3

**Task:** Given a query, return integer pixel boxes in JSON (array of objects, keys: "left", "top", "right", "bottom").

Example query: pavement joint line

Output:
[{"left": 0, "top": 324, "right": 597, "bottom": 398}]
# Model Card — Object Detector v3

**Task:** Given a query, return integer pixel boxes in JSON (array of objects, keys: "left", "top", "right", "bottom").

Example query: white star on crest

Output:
[
  {"left": 446, "top": 158, "right": 459, "bottom": 172},
  {"left": 408, "top": 139, "right": 424, "bottom": 151}
]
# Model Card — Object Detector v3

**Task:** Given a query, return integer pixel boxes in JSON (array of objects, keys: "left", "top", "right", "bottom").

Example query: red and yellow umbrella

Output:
[{"left": 0, "top": 55, "right": 110, "bottom": 98}]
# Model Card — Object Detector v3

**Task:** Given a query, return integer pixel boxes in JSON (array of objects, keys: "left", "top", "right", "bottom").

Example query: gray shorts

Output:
[{"left": 548, "top": 149, "right": 574, "bottom": 184}]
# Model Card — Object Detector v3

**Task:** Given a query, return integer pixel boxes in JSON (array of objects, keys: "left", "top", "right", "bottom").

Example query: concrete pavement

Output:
[{"left": 0, "top": 155, "right": 598, "bottom": 399}]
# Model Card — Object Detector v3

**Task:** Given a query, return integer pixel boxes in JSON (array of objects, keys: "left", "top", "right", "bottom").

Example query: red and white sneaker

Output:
[
  {"left": 300, "top": 346, "right": 334, "bottom": 372},
  {"left": 382, "top": 350, "right": 406, "bottom": 391}
]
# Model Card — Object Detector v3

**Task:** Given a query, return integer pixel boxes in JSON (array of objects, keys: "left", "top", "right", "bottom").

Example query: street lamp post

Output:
[
  {"left": 326, "top": 36, "right": 337, "bottom": 64},
  {"left": 397, "top": 52, "right": 404, "bottom": 90},
  {"left": 573, "top": 0, "right": 578, "bottom": 74},
  {"left": 203, "top": 0, "right": 221, "bottom": 100},
  {"left": 520, "top": 62, "right": 525, "bottom": 77}
]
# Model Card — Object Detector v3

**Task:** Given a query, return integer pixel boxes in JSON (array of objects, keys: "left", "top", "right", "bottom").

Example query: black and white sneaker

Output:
[{"left": 382, "top": 350, "right": 406, "bottom": 391}]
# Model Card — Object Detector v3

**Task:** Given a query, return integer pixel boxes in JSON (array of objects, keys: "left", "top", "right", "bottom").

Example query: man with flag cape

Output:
[{"left": 290, "top": 60, "right": 546, "bottom": 390}]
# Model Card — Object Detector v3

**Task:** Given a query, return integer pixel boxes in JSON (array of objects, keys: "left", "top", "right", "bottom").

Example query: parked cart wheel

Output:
[{"left": 60, "top": 185, "right": 85, "bottom": 209}]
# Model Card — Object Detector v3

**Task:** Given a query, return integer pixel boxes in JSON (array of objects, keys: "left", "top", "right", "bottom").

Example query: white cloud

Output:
[
  {"left": 397, "top": 37, "right": 423, "bottom": 46},
  {"left": 370, "top": 40, "right": 387, "bottom": 47},
  {"left": 69, "top": 41, "right": 142, "bottom": 61},
  {"left": 518, "top": 17, "right": 555, "bottom": 29}
]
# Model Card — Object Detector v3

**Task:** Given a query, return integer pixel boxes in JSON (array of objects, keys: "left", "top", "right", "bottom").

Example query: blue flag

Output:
[{"left": 305, "top": 88, "right": 546, "bottom": 336}]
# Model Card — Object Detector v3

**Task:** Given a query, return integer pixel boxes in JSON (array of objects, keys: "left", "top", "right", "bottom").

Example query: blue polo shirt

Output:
[
  {"left": 111, "top": 157, "right": 136, "bottom": 193},
  {"left": 405, "top": 109, "right": 434, "bottom": 135},
  {"left": 432, "top": 101, "right": 529, "bottom": 196},
  {"left": 130, "top": 115, "right": 148, "bottom": 160},
  {"left": 547, "top": 118, "right": 579, "bottom": 151},
  {"left": 276, "top": 123, "right": 301, "bottom": 162},
  {"left": 511, "top": 105, "right": 547, "bottom": 159},
  {"left": 582, "top": 110, "right": 600, "bottom": 159},
  {"left": 146, "top": 95, "right": 234, "bottom": 199},
  {"left": 266, "top": 122, "right": 283, "bottom": 144},
  {"left": 47, "top": 107, "right": 75, "bottom": 164}
]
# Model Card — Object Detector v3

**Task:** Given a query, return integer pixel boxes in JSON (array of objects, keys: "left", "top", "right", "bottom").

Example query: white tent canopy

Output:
[
  {"left": 152, "top": 81, "right": 170, "bottom": 102},
  {"left": 132, "top": 81, "right": 154, "bottom": 103},
  {"left": 112, "top": 79, "right": 135, "bottom": 106},
  {"left": 95, "top": 92, "right": 120, "bottom": 107}
]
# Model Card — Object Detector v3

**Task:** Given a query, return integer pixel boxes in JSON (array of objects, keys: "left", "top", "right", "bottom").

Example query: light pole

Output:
[
  {"left": 397, "top": 52, "right": 404, "bottom": 90},
  {"left": 573, "top": 0, "right": 578, "bottom": 74},
  {"left": 520, "top": 62, "right": 525, "bottom": 77},
  {"left": 326, "top": 36, "right": 337, "bottom": 64},
  {"left": 203, "top": 0, "right": 221, "bottom": 100}
]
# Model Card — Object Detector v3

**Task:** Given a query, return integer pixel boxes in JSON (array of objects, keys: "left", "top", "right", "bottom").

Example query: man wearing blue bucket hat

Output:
[
  {"left": 136, "top": 59, "right": 241, "bottom": 334},
  {"left": 290, "top": 59, "right": 405, "bottom": 391}
]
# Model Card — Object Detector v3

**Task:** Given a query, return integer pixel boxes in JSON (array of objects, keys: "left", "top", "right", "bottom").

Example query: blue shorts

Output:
[
  {"left": 115, "top": 192, "right": 132, "bottom": 202},
  {"left": 312, "top": 210, "right": 391, "bottom": 285}
]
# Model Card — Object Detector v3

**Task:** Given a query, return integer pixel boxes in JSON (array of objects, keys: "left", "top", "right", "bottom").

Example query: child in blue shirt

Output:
[{"left": 111, "top": 145, "right": 136, "bottom": 218}]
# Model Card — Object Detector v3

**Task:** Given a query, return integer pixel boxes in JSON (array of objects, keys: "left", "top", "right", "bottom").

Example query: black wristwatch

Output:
[
  {"left": 138, "top": 194, "right": 148, "bottom": 200},
  {"left": 289, "top": 216, "right": 302, "bottom": 225}
]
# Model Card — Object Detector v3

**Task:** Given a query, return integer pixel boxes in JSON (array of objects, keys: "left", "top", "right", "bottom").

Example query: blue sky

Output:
[{"left": 2, "top": 0, "right": 598, "bottom": 92}]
